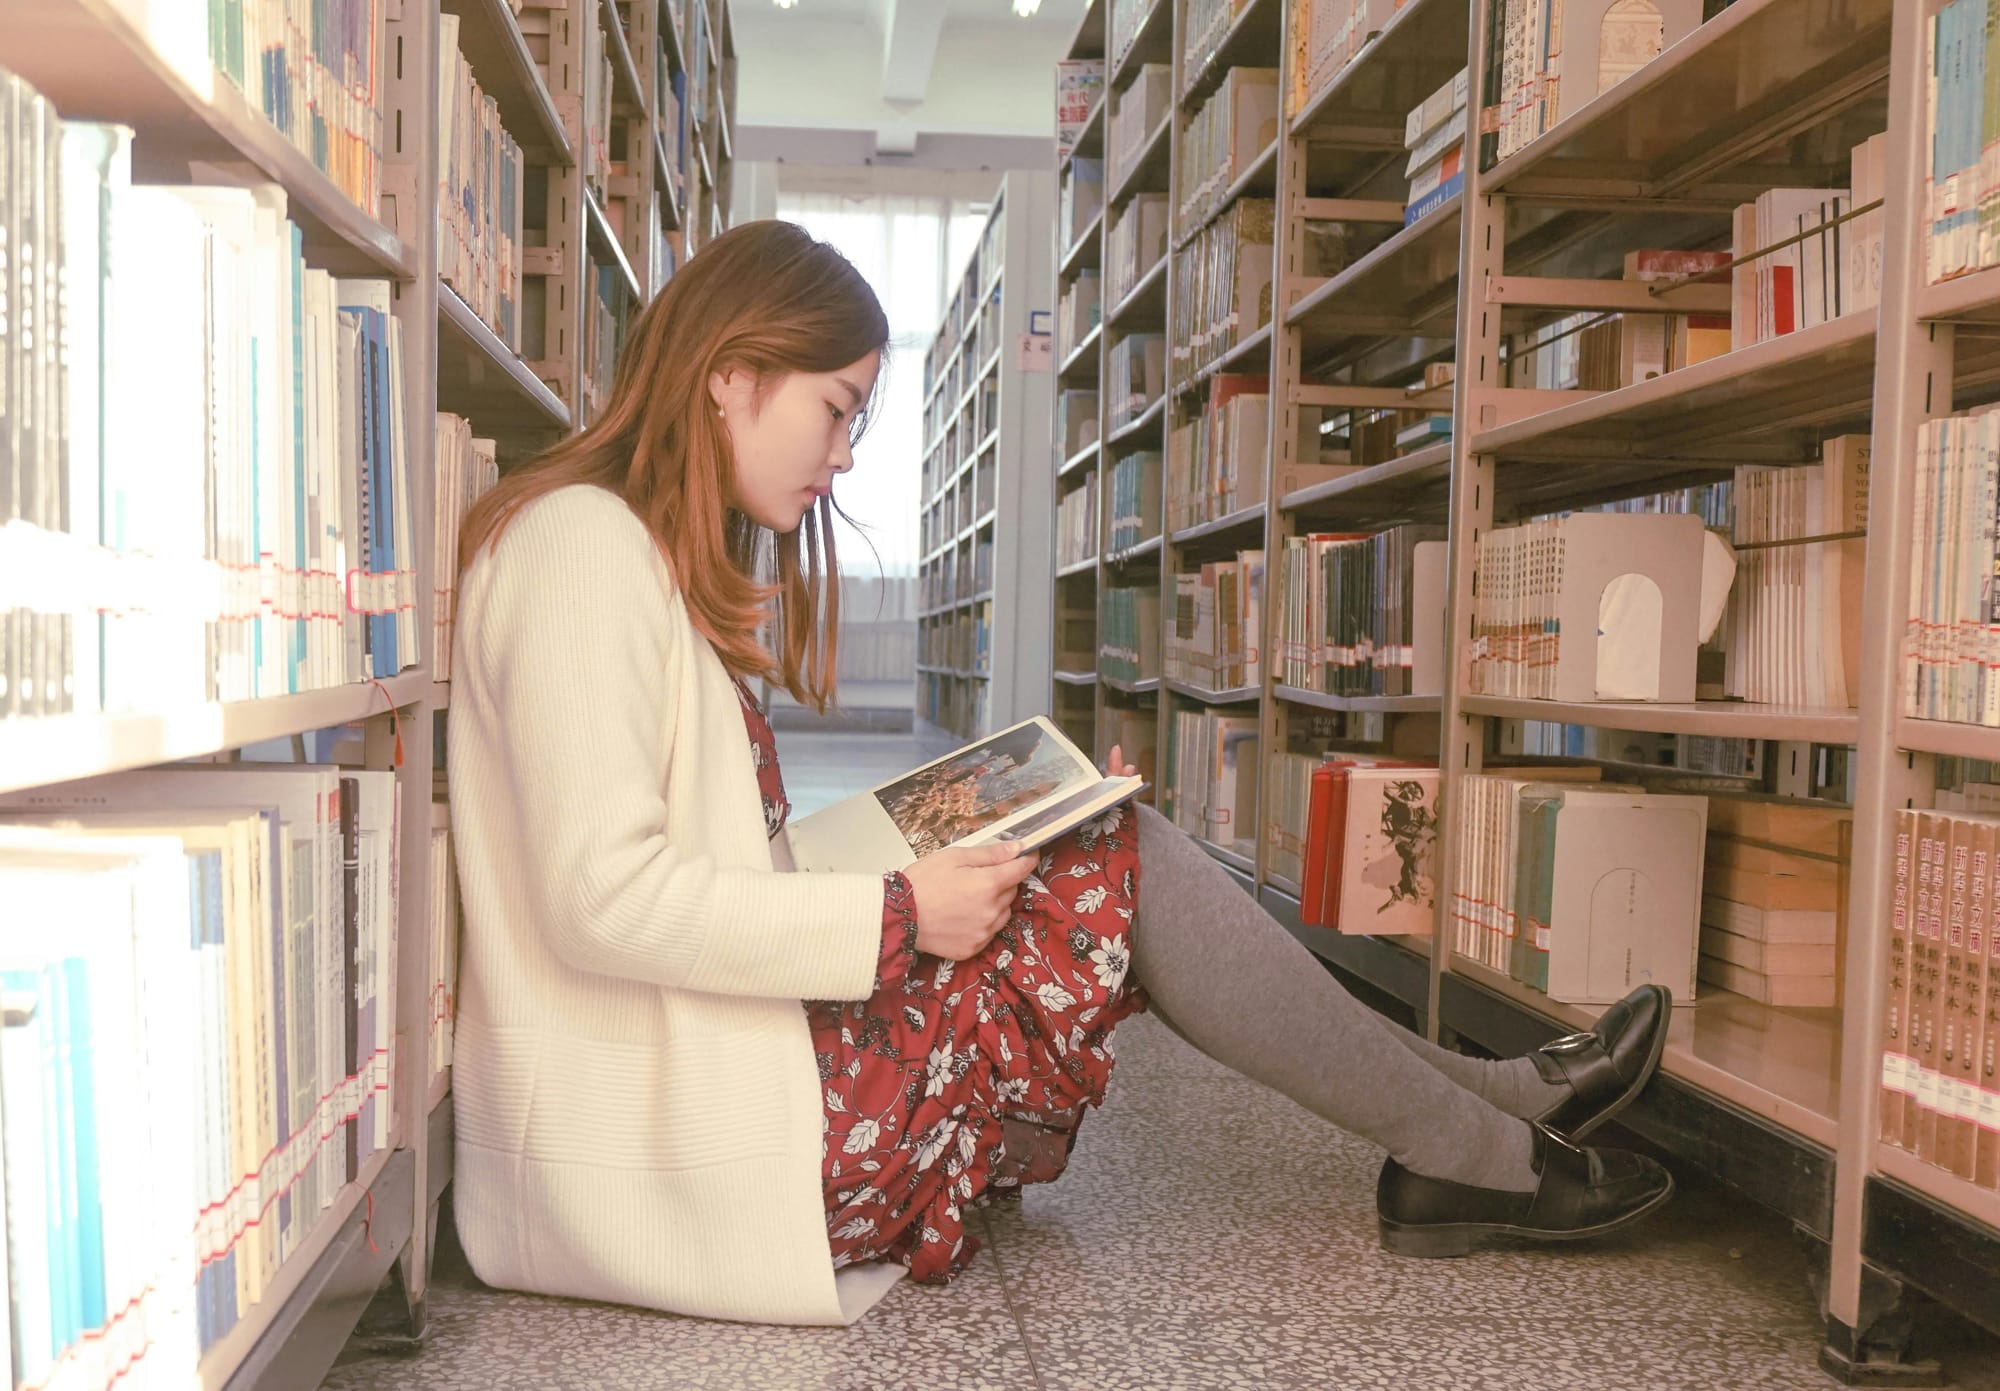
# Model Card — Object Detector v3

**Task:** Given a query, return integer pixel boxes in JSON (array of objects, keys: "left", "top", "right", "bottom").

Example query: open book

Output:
[{"left": 786, "top": 716, "right": 1145, "bottom": 872}]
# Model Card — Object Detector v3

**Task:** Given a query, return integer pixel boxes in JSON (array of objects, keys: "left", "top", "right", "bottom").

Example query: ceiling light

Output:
[
  {"left": 774, "top": 0, "right": 797, "bottom": 8},
  {"left": 1013, "top": 0, "right": 1042, "bottom": 13}
]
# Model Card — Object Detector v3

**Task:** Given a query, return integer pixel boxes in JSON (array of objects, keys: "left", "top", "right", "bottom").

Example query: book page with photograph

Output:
[{"left": 786, "top": 716, "right": 1144, "bottom": 873}]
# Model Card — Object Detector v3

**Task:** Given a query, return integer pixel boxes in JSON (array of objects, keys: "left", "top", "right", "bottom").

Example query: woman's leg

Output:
[{"left": 1127, "top": 803, "right": 1554, "bottom": 1192}]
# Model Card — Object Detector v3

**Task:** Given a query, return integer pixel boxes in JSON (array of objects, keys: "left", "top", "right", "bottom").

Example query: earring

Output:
[{"left": 716, "top": 407, "right": 726, "bottom": 418}]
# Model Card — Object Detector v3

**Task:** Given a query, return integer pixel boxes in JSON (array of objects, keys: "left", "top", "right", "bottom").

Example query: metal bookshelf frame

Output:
[
  {"left": 0, "top": 0, "right": 731, "bottom": 1384},
  {"left": 917, "top": 172, "right": 1056, "bottom": 742},
  {"left": 1047, "top": 0, "right": 2000, "bottom": 1377}
]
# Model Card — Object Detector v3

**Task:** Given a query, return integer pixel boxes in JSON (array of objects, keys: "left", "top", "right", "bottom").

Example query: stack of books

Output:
[
  {"left": 1699, "top": 799, "right": 1847, "bottom": 1009},
  {"left": 1166, "top": 552, "right": 1266, "bottom": 694},
  {"left": 1402, "top": 69, "right": 1467, "bottom": 226},
  {"left": 1277, "top": 527, "right": 1448, "bottom": 698},
  {"left": 438, "top": 15, "right": 528, "bottom": 349}
]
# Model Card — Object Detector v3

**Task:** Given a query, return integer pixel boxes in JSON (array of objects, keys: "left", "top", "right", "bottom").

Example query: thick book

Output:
[{"left": 786, "top": 717, "right": 1143, "bottom": 872}]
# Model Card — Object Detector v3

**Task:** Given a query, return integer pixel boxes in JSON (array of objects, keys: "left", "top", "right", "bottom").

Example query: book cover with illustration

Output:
[
  {"left": 1336, "top": 768, "right": 1440, "bottom": 936},
  {"left": 786, "top": 716, "right": 1144, "bottom": 872}
]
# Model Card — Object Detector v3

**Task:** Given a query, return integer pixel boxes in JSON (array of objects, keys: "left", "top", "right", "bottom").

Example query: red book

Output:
[{"left": 1300, "top": 765, "right": 1339, "bottom": 926}]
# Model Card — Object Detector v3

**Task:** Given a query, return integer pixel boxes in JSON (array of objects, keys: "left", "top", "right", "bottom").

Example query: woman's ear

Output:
[{"left": 709, "top": 367, "right": 748, "bottom": 417}]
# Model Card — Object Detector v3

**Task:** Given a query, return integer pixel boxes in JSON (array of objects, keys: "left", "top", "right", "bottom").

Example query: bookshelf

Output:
[
  {"left": 0, "top": 1, "right": 730, "bottom": 1386},
  {"left": 917, "top": 172, "right": 1056, "bottom": 742},
  {"left": 1043, "top": 0, "right": 2000, "bottom": 1370}
]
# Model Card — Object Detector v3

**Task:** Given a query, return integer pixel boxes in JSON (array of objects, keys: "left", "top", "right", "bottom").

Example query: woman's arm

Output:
[{"left": 465, "top": 488, "right": 883, "bottom": 1001}]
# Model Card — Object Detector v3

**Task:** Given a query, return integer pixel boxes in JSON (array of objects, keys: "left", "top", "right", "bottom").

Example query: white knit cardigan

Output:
[{"left": 447, "top": 483, "right": 907, "bottom": 1324}]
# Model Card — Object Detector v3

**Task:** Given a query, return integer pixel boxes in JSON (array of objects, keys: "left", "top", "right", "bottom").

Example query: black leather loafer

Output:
[
  {"left": 1530, "top": 983, "right": 1672, "bottom": 1142},
  {"left": 1377, "top": 1123, "right": 1675, "bottom": 1258}
]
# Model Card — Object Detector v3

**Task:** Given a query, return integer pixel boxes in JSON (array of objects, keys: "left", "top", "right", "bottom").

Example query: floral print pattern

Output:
[{"left": 732, "top": 677, "right": 1145, "bottom": 1284}]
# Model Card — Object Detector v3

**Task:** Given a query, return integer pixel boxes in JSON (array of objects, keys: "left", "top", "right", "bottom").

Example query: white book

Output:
[{"left": 787, "top": 716, "right": 1143, "bottom": 871}]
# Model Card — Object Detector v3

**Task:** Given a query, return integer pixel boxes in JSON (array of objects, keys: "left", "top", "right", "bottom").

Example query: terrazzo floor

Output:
[{"left": 323, "top": 731, "right": 2000, "bottom": 1391}]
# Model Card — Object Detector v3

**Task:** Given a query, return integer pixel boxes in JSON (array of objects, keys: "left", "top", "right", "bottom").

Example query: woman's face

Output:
[{"left": 711, "top": 350, "right": 882, "bottom": 532}]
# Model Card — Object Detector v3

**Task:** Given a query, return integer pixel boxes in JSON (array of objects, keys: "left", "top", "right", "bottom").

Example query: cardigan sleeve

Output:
[{"left": 466, "top": 487, "right": 887, "bottom": 1001}]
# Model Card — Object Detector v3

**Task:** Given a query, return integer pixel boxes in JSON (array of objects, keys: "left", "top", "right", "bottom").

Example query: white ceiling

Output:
[{"left": 730, "top": 0, "right": 1091, "bottom": 167}]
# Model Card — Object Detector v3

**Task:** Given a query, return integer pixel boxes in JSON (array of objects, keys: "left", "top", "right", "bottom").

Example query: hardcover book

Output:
[{"left": 786, "top": 717, "right": 1143, "bottom": 871}]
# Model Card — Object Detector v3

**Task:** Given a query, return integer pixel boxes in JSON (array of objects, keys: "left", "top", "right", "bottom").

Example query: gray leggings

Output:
[{"left": 1127, "top": 803, "right": 1534, "bottom": 1182}]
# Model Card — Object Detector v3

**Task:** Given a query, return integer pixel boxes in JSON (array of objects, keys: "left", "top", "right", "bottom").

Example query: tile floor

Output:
[{"left": 324, "top": 731, "right": 2000, "bottom": 1391}]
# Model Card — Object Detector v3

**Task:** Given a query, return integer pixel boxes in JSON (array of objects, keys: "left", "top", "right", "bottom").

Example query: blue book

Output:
[
  {"left": 1, "top": 968, "right": 56, "bottom": 1380},
  {"left": 45, "top": 960, "right": 79, "bottom": 1353},
  {"left": 1405, "top": 171, "right": 1464, "bottom": 228},
  {"left": 60, "top": 957, "right": 105, "bottom": 1334}
]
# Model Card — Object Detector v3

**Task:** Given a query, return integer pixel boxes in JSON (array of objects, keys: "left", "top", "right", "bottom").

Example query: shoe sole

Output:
[
  {"left": 1376, "top": 1172, "right": 1677, "bottom": 1259},
  {"left": 1561, "top": 990, "right": 1674, "bottom": 1144}
]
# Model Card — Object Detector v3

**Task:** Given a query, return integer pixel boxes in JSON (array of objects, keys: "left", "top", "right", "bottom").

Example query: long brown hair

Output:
[{"left": 459, "top": 220, "right": 889, "bottom": 711}]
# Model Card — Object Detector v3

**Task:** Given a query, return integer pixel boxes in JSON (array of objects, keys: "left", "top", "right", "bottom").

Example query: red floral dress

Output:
[{"left": 732, "top": 678, "right": 1145, "bottom": 1284}]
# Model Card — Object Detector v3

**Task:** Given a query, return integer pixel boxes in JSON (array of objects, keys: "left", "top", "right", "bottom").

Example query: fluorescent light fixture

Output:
[
  {"left": 774, "top": 0, "right": 798, "bottom": 7},
  {"left": 1013, "top": 0, "right": 1042, "bottom": 13}
]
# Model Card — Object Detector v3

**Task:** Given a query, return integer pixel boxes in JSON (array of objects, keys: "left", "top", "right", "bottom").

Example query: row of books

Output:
[
  {"left": 580, "top": 0, "right": 618, "bottom": 201},
  {"left": 1108, "top": 333, "right": 1167, "bottom": 430},
  {"left": 1168, "top": 199, "right": 1275, "bottom": 387},
  {"left": 1166, "top": 375, "right": 1270, "bottom": 531},
  {"left": 1466, "top": 513, "right": 1707, "bottom": 704},
  {"left": 438, "top": 13, "right": 528, "bottom": 351},
  {"left": 1883, "top": 805, "right": 2000, "bottom": 1190},
  {"left": 1284, "top": 0, "right": 1399, "bottom": 120},
  {"left": 1109, "top": 0, "right": 1162, "bottom": 75},
  {"left": 1059, "top": 273, "right": 1101, "bottom": 365},
  {"left": 1722, "top": 439, "right": 1870, "bottom": 710},
  {"left": 1284, "top": 756, "right": 1441, "bottom": 936},
  {"left": 430, "top": 799, "right": 461, "bottom": 1081},
  {"left": 1729, "top": 165, "right": 1882, "bottom": 347},
  {"left": 1108, "top": 451, "right": 1163, "bottom": 554},
  {"left": 1176, "top": 68, "right": 1278, "bottom": 242},
  {"left": 1452, "top": 769, "right": 1708, "bottom": 1003},
  {"left": 0, "top": 762, "right": 400, "bottom": 1387},
  {"left": 1402, "top": 68, "right": 1467, "bottom": 226},
  {"left": 919, "top": 604, "right": 993, "bottom": 674},
  {"left": 432, "top": 416, "right": 500, "bottom": 678},
  {"left": 1479, "top": 0, "right": 1703, "bottom": 168},
  {"left": 207, "top": 0, "right": 384, "bottom": 216},
  {"left": 1058, "top": 388, "right": 1100, "bottom": 460},
  {"left": 582, "top": 262, "right": 638, "bottom": 423},
  {"left": 1162, "top": 709, "right": 1259, "bottom": 856},
  {"left": 1698, "top": 799, "right": 1846, "bottom": 1009},
  {"left": 1167, "top": 552, "right": 1266, "bottom": 693},
  {"left": 1182, "top": 0, "right": 1253, "bottom": 91},
  {"left": 1098, "top": 585, "right": 1162, "bottom": 685},
  {"left": 1927, "top": 0, "right": 1998, "bottom": 285},
  {"left": 0, "top": 89, "right": 419, "bottom": 723},
  {"left": 919, "top": 670, "right": 989, "bottom": 737},
  {"left": 1905, "top": 406, "right": 2000, "bottom": 725},
  {"left": 1058, "top": 473, "right": 1099, "bottom": 572},
  {"left": 1106, "top": 192, "right": 1169, "bottom": 310},
  {"left": 1109, "top": 65, "right": 1171, "bottom": 196},
  {"left": 1277, "top": 527, "right": 1448, "bottom": 698}
]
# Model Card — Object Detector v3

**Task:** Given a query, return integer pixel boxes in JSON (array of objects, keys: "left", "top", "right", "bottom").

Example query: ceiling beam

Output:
[{"left": 879, "top": 0, "right": 948, "bottom": 105}]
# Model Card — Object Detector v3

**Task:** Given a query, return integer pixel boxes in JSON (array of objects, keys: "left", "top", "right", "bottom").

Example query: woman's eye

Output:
[{"left": 828, "top": 404, "right": 845, "bottom": 423}]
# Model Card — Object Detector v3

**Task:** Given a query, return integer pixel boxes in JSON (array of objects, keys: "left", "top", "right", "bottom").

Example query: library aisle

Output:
[{"left": 312, "top": 731, "right": 2000, "bottom": 1391}]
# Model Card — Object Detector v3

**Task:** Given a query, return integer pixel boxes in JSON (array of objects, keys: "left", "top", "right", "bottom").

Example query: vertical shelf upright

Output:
[{"left": 918, "top": 172, "right": 1056, "bottom": 742}]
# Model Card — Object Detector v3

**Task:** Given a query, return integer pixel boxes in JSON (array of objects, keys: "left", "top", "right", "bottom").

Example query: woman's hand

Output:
[
  {"left": 901, "top": 841, "right": 1038, "bottom": 960},
  {"left": 1103, "top": 744, "right": 1139, "bottom": 778}
]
